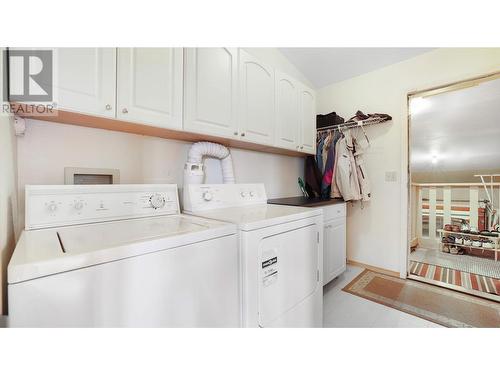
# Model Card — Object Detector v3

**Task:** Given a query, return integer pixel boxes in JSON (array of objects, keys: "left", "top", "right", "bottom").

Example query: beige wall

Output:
[
  {"left": 0, "top": 46, "right": 19, "bottom": 316},
  {"left": 17, "top": 119, "right": 304, "bottom": 229},
  {"left": 317, "top": 48, "right": 500, "bottom": 273},
  {"left": 0, "top": 113, "right": 18, "bottom": 315}
]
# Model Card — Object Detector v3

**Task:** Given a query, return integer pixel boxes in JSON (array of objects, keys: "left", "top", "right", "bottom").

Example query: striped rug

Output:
[{"left": 409, "top": 260, "right": 500, "bottom": 296}]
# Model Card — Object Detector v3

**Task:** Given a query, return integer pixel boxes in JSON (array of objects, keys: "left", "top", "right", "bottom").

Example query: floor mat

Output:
[
  {"left": 342, "top": 269, "right": 500, "bottom": 327},
  {"left": 409, "top": 260, "right": 500, "bottom": 296}
]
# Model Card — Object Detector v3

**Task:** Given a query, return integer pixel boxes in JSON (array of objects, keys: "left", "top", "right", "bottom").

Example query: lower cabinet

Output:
[{"left": 323, "top": 204, "right": 347, "bottom": 286}]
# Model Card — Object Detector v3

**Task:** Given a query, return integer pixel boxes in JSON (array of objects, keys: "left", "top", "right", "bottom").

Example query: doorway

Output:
[{"left": 408, "top": 72, "right": 500, "bottom": 301}]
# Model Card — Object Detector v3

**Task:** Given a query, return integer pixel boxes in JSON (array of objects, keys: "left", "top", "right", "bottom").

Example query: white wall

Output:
[{"left": 317, "top": 48, "right": 500, "bottom": 273}]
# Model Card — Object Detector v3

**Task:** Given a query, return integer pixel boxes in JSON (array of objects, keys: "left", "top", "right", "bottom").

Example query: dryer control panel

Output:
[
  {"left": 183, "top": 184, "right": 267, "bottom": 212},
  {"left": 25, "top": 184, "right": 180, "bottom": 230}
]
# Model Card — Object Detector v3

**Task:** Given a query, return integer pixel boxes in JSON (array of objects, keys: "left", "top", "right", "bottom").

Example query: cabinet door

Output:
[
  {"left": 55, "top": 48, "right": 116, "bottom": 117},
  {"left": 274, "top": 71, "right": 299, "bottom": 150},
  {"left": 323, "top": 216, "right": 347, "bottom": 285},
  {"left": 298, "top": 83, "right": 316, "bottom": 154},
  {"left": 117, "top": 48, "right": 183, "bottom": 129},
  {"left": 184, "top": 48, "right": 238, "bottom": 138},
  {"left": 238, "top": 50, "right": 275, "bottom": 145}
]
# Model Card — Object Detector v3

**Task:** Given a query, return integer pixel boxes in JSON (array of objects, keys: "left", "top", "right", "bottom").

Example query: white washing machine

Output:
[
  {"left": 183, "top": 183, "right": 324, "bottom": 328},
  {"left": 8, "top": 184, "right": 240, "bottom": 327}
]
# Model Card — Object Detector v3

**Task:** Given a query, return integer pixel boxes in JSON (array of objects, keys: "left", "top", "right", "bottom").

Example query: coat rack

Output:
[{"left": 316, "top": 117, "right": 391, "bottom": 134}]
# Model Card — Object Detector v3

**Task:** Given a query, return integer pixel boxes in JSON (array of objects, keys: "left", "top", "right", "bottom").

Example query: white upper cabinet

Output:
[
  {"left": 183, "top": 48, "right": 238, "bottom": 138},
  {"left": 298, "top": 83, "right": 316, "bottom": 154},
  {"left": 274, "top": 71, "right": 299, "bottom": 150},
  {"left": 54, "top": 48, "right": 116, "bottom": 117},
  {"left": 117, "top": 48, "right": 183, "bottom": 129},
  {"left": 238, "top": 50, "right": 275, "bottom": 145},
  {"left": 8, "top": 47, "right": 316, "bottom": 155}
]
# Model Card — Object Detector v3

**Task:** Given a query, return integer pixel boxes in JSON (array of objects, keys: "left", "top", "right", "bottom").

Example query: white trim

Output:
[
  {"left": 400, "top": 95, "right": 410, "bottom": 279},
  {"left": 469, "top": 186, "right": 479, "bottom": 229},
  {"left": 429, "top": 187, "right": 437, "bottom": 242},
  {"left": 443, "top": 186, "right": 452, "bottom": 225}
]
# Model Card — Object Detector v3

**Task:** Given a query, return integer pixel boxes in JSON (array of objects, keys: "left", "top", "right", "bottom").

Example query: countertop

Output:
[{"left": 267, "top": 196, "right": 345, "bottom": 208}]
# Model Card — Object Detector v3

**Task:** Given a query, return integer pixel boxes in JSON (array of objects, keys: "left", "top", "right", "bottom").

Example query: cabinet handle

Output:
[
  {"left": 241, "top": 132, "right": 245, "bottom": 137},
  {"left": 122, "top": 108, "right": 128, "bottom": 114},
  {"left": 300, "top": 146, "right": 304, "bottom": 150},
  {"left": 234, "top": 131, "right": 238, "bottom": 136},
  {"left": 105, "top": 104, "right": 112, "bottom": 110}
]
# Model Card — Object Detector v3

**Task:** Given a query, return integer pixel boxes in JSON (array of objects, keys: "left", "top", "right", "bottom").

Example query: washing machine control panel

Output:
[
  {"left": 25, "top": 184, "right": 180, "bottom": 230},
  {"left": 183, "top": 184, "right": 267, "bottom": 212}
]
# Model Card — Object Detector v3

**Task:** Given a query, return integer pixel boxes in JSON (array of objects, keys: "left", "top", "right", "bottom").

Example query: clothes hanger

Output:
[{"left": 358, "top": 120, "right": 370, "bottom": 146}]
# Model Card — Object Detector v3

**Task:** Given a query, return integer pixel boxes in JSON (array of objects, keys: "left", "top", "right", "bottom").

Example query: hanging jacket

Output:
[
  {"left": 335, "top": 131, "right": 362, "bottom": 201},
  {"left": 321, "top": 132, "right": 332, "bottom": 173},
  {"left": 353, "top": 135, "right": 371, "bottom": 201},
  {"left": 316, "top": 135, "right": 325, "bottom": 174},
  {"left": 331, "top": 136, "right": 342, "bottom": 199},
  {"left": 321, "top": 131, "right": 341, "bottom": 197},
  {"left": 304, "top": 155, "right": 322, "bottom": 198}
]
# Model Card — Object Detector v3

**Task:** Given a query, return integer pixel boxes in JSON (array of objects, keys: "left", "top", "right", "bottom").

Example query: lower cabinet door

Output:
[{"left": 323, "top": 216, "right": 347, "bottom": 285}]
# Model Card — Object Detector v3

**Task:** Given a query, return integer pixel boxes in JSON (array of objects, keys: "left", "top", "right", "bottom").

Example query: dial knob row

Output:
[{"left": 149, "top": 193, "right": 166, "bottom": 209}]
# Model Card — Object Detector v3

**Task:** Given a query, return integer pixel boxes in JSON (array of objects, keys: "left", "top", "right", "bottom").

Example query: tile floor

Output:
[{"left": 322, "top": 265, "right": 442, "bottom": 328}]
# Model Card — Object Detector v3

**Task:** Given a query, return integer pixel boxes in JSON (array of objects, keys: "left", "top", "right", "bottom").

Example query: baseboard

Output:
[{"left": 347, "top": 260, "right": 400, "bottom": 278}]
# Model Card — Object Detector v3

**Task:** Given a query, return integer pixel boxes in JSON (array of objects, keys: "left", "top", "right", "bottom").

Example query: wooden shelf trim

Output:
[{"left": 11, "top": 103, "right": 309, "bottom": 158}]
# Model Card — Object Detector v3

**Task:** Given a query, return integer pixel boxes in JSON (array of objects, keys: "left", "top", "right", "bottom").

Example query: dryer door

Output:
[{"left": 257, "top": 223, "right": 319, "bottom": 327}]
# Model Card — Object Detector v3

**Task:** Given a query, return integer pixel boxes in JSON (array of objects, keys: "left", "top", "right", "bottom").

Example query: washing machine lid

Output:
[
  {"left": 187, "top": 204, "right": 322, "bottom": 231},
  {"left": 8, "top": 215, "right": 236, "bottom": 284}
]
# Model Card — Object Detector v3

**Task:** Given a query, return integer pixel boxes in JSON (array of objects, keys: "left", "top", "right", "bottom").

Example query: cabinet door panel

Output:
[
  {"left": 55, "top": 48, "right": 116, "bottom": 117},
  {"left": 299, "top": 84, "right": 316, "bottom": 154},
  {"left": 323, "top": 216, "right": 346, "bottom": 285},
  {"left": 184, "top": 48, "right": 238, "bottom": 137},
  {"left": 274, "top": 71, "right": 299, "bottom": 150},
  {"left": 239, "top": 50, "right": 275, "bottom": 145},
  {"left": 117, "top": 48, "right": 183, "bottom": 129}
]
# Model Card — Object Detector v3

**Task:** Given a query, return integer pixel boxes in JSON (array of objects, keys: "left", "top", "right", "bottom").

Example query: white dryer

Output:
[
  {"left": 8, "top": 184, "right": 240, "bottom": 327},
  {"left": 183, "top": 183, "right": 324, "bottom": 327}
]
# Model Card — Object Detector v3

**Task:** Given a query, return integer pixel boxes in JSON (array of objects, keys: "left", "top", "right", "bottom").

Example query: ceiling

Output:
[
  {"left": 410, "top": 77, "right": 500, "bottom": 181},
  {"left": 279, "top": 48, "right": 434, "bottom": 88}
]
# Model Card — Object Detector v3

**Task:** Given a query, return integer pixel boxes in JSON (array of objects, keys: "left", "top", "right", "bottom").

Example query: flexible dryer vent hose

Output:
[{"left": 184, "top": 141, "right": 235, "bottom": 185}]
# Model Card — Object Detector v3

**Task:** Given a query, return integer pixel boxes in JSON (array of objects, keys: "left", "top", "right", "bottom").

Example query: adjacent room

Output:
[{"left": 409, "top": 76, "right": 500, "bottom": 300}]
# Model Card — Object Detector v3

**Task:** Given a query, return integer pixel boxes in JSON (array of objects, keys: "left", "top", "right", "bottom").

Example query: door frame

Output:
[{"left": 401, "top": 70, "right": 500, "bottom": 279}]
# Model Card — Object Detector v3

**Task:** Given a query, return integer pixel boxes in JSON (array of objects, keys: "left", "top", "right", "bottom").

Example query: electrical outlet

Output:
[{"left": 385, "top": 171, "right": 398, "bottom": 182}]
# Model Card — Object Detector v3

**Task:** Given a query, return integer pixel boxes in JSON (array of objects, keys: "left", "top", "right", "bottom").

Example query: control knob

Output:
[
  {"left": 47, "top": 202, "right": 58, "bottom": 213},
  {"left": 74, "top": 201, "right": 84, "bottom": 211},
  {"left": 202, "top": 191, "right": 213, "bottom": 201},
  {"left": 149, "top": 193, "right": 166, "bottom": 209}
]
